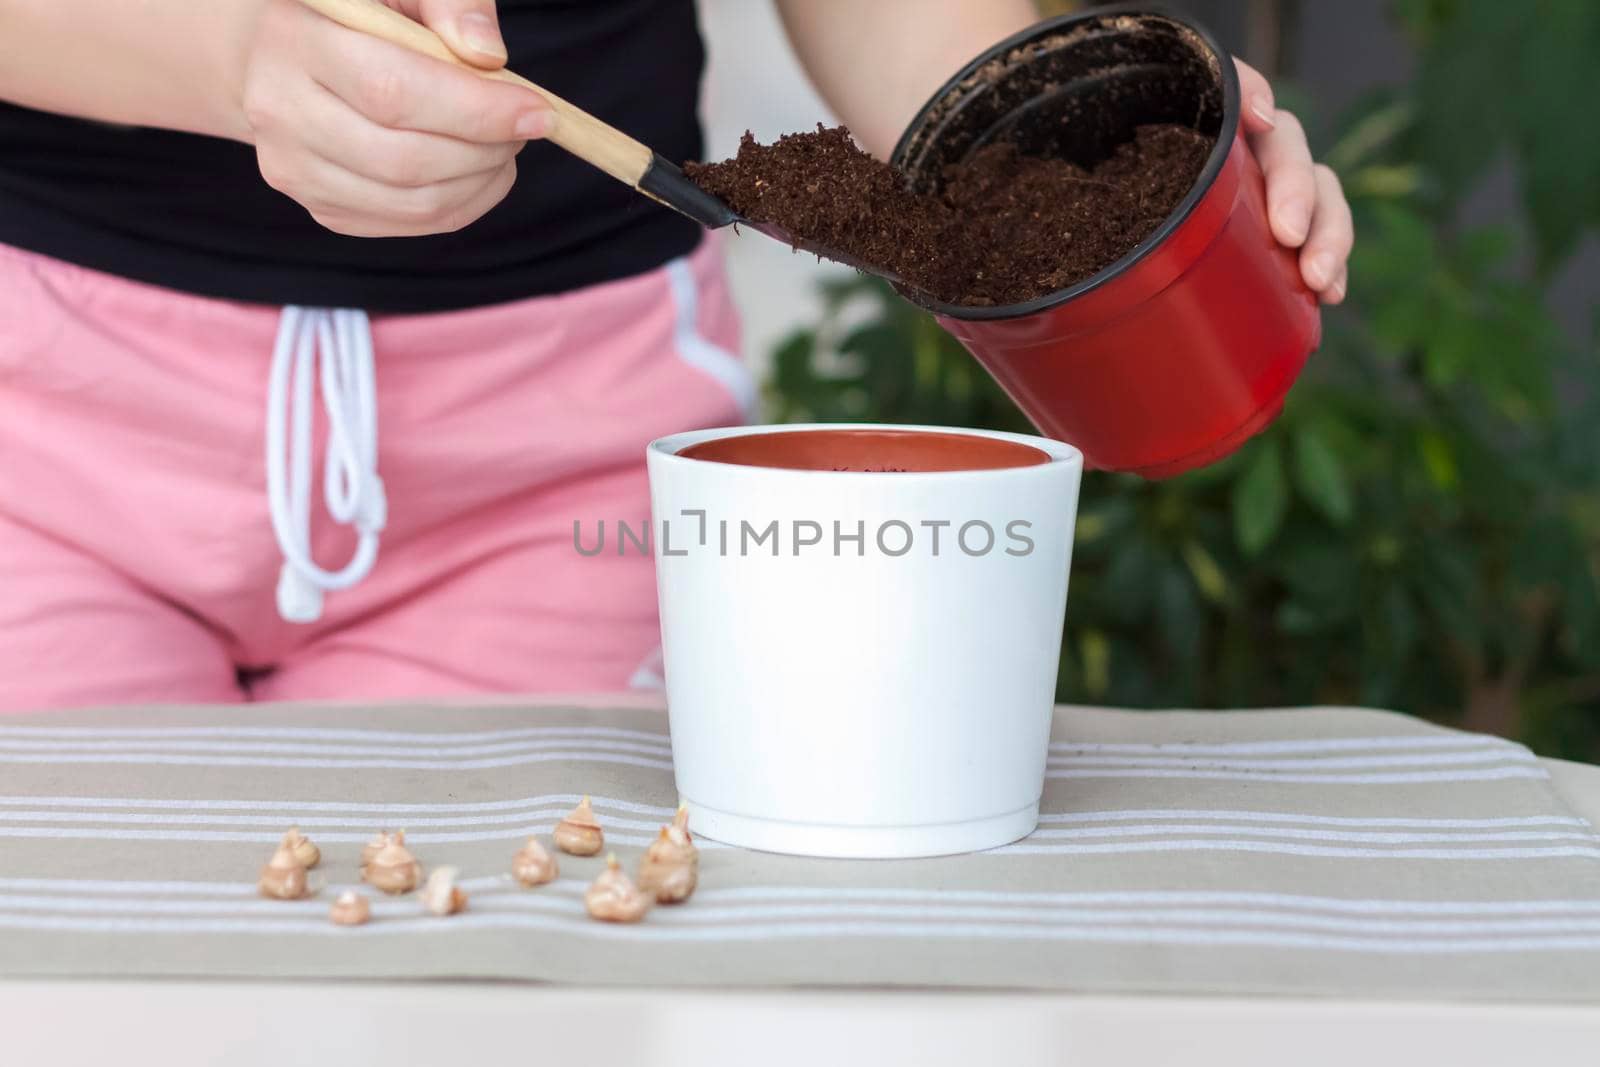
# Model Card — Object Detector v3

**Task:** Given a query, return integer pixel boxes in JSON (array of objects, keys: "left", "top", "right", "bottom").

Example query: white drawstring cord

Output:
[{"left": 265, "top": 306, "right": 386, "bottom": 623}]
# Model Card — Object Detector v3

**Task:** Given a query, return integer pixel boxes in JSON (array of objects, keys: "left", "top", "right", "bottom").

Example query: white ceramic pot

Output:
[{"left": 646, "top": 423, "right": 1082, "bottom": 858}]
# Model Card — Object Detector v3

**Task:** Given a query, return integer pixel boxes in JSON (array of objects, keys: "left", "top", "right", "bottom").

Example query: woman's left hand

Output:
[{"left": 1236, "top": 59, "right": 1353, "bottom": 305}]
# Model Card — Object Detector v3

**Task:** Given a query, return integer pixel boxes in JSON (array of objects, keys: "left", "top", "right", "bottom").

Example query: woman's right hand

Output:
[{"left": 237, "top": 0, "right": 549, "bottom": 237}]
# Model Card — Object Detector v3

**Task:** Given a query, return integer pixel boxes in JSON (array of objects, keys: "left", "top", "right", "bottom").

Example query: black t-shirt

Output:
[{"left": 0, "top": 0, "right": 704, "bottom": 312}]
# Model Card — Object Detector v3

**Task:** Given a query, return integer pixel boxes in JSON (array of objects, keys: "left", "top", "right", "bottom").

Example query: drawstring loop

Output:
[{"left": 265, "top": 306, "right": 385, "bottom": 623}]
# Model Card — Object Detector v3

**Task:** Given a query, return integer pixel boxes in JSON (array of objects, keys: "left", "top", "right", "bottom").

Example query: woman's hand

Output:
[
  {"left": 1236, "top": 59, "right": 1352, "bottom": 304},
  {"left": 239, "top": 0, "right": 549, "bottom": 237}
]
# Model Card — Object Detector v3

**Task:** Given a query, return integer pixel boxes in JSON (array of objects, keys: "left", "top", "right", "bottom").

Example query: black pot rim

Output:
[{"left": 888, "top": 3, "right": 1241, "bottom": 322}]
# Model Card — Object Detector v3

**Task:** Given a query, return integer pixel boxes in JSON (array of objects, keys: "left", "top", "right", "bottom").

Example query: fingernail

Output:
[
  {"left": 458, "top": 11, "right": 507, "bottom": 61},
  {"left": 515, "top": 110, "right": 549, "bottom": 139},
  {"left": 1305, "top": 252, "right": 1334, "bottom": 289},
  {"left": 1331, "top": 276, "right": 1347, "bottom": 302},
  {"left": 1282, "top": 203, "right": 1311, "bottom": 244},
  {"left": 1250, "top": 98, "right": 1276, "bottom": 128}
]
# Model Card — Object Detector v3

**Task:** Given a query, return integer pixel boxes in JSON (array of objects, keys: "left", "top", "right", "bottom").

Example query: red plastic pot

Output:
[{"left": 891, "top": 9, "right": 1321, "bottom": 479}]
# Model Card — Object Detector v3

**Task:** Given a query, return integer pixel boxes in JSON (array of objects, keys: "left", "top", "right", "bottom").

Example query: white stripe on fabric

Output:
[
  {"left": 0, "top": 725, "right": 670, "bottom": 745},
  {"left": 2, "top": 747, "right": 1542, "bottom": 777},
  {"left": 0, "top": 729, "right": 1487, "bottom": 754},
  {"left": 0, "top": 794, "right": 679, "bottom": 817},
  {"left": 988, "top": 840, "right": 1600, "bottom": 860},
  {"left": 1045, "top": 766, "right": 1548, "bottom": 785},
  {"left": 0, "top": 878, "right": 331, "bottom": 896},
  {"left": 0, "top": 798, "right": 1574, "bottom": 831},
  {"left": 1021, "top": 825, "right": 1596, "bottom": 845},
  {"left": 1046, "top": 735, "right": 1517, "bottom": 756},
  {"left": 15, "top": 747, "right": 1537, "bottom": 771},
  {"left": 10, "top": 878, "right": 1600, "bottom": 917},
  {"left": 477, "top": 904, "right": 1600, "bottom": 938},
  {"left": 0, "top": 813, "right": 1587, "bottom": 848},
  {"left": 3, "top": 912, "right": 1599, "bottom": 953},
  {"left": 1046, "top": 749, "right": 1535, "bottom": 770},
  {"left": 29, "top": 739, "right": 1555, "bottom": 768},
  {"left": 0, "top": 876, "right": 505, "bottom": 897},
  {"left": 645, "top": 885, "right": 1600, "bottom": 914},
  {"left": 664, "top": 256, "right": 757, "bottom": 418},
  {"left": 0, "top": 724, "right": 1522, "bottom": 771},
  {"left": 0, "top": 825, "right": 694, "bottom": 848},
  {"left": 1034, "top": 810, "right": 1589, "bottom": 829},
  {"left": 12, "top": 891, "right": 1600, "bottom": 939},
  {"left": 0, "top": 808, "right": 669, "bottom": 831},
  {"left": 4, "top": 825, "right": 1588, "bottom": 858},
  {"left": 0, "top": 890, "right": 511, "bottom": 917},
  {"left": 0, "top": 738, "right": 673, "bottom": 758},
  {"left": 0, "top": 751, "right": 675, "bottom": 772}
]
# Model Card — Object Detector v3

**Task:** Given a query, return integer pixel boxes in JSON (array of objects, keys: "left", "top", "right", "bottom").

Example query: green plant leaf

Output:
[
  {"left": 1380, "top": 584, "right": 1421, "bottom": 662},
  {"left": 1346, "top": 164, "right": 1423, "bottom": 200},
  {"left": 1100, "top": 531, "right": 1162, "bottom": 623},
  {"left": 1155, "top": 565, "right": 1204, "bottom": 668},
  {"left": 1077, "top": 628, "right": 1111, "bottom": 700},
  {"left": 1074, "top": 496, "right": 1137, "bottom": 549},
  {"left": 1408, "top": 0, "right": 1600, "bottom": 268},
  {"left": 1292, "top": 427, "right": 1355, "bottom": 526},
  {"left": 1416, "top": 428, "right": 1459, "bottom": 492},
  {"left": 1180, "top": 539, "right": 1229, "bottom": 605},
  {"left": 1411, "top": 539, "right": 1485, "bottom": 651},
  {"left": 1511, "top": 515, "right": 1573, "bottom": 589},
  {"left": 1561, "top": 556, "right": 1600, "bottom": 669},
  {"left": 1176, "top": 448, "right": 1245, "bottom": 489},
  {"left": 1274, "top": 531, "right": 1363, "bottom": 621},
  {"left": 1276, "top": 600, "right": 1325, "bottom": 635},
  {"left": 1325, "top": 98, "right": 1414, "bottom": 174},
  {"left": 1232, "top": 439, "right": 1289, "bottom": 556},
  {"left": 770, "top": 331, "right": 813, "bottom": 387}
]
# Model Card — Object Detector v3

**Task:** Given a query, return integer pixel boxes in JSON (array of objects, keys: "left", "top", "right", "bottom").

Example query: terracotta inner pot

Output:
[{"left": 676, "top": 429, "right": 1050, "bottom": 472}]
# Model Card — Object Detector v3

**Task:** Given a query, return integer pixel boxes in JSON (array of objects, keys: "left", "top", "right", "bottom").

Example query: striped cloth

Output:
[{"left": 2, "top": 700, "right": 1599, "bottom": 1000}]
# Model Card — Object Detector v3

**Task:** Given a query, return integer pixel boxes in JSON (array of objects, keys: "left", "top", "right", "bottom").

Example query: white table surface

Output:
[{"left": 8, "top": 757, "right": 1600, "bottom": 1067}]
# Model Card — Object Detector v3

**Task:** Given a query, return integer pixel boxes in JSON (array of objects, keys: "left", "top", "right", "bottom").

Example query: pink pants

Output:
[{"left": 0, "top": 239, "right": 750, "bottom": 711}]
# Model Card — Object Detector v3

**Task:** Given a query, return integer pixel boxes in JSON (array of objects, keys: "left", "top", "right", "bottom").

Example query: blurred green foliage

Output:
[{"left": 765, "top": 0, "right": 1600, "bottom": 757}]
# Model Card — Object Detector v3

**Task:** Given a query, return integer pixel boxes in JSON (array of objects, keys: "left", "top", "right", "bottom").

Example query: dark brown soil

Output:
[
  {"left": 682, "top": 126, "right": 954, "bottom": 295},
  {"left": 683, "top": 123, "right": 1213, "bottom": 308}
]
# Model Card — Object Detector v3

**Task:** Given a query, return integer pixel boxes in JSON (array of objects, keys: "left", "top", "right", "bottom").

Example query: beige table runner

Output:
[{"left": 2, "top": 701, "right": 1599, "bottom": 1000}]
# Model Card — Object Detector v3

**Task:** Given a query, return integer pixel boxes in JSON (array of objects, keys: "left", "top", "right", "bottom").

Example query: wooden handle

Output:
[{"left": 295, "top": 0, "right": 654, "bottom": 187}]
